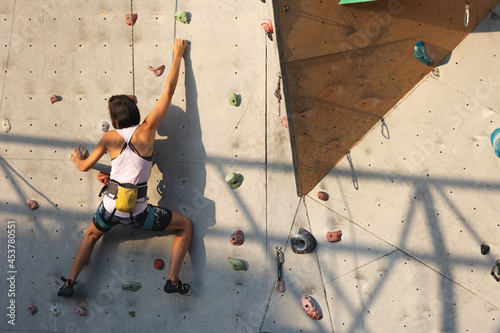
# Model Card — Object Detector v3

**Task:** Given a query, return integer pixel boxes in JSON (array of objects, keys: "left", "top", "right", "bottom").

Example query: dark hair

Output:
[{"left": 108, "top": 95, "right": 140, "bottom": 129}]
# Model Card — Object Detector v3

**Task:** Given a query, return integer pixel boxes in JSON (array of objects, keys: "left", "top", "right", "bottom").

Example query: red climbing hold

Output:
[
  {"left": 76, "top": 307, "right": 87, "bottom": 316},
  {"left": 230, "top": 230, "right": 244, "bottom": 246},
  {"left": 28, "top": 304, "right": 37, "bottom": 316},
  {"left": 128, "top": 95, "right": 137, "bottom": 104},
  {"left": 154, "top": 258, "right": 165, "bottom": 270},
  {"left": 26, "top": 199, "right": 39, "bottom": 210},
  {"left": 148, "top": 65, "right": 165, "bottom": 77},
  {"left": 125, "top": 13, "right": 138, "bottom": 26},
  {"left": 317, "top": 191, "right": 329, "bottom": 201},
  {"left": 327, "top": 230, "right": 342, "bottom": 243},
  {"left": 97, "top": 172, "right": 110, "bottom": 185},
  {"left": 261, "top": 19, "right": 273, "bottom": 34},
  {"left": 50, "top": 94, "right": 61, "bottom": 104},
  {"left": 300, "top": 295, "right": 322, "bottom": 320}
]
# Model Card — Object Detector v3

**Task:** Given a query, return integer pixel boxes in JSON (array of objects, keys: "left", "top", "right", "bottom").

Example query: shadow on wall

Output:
[{"left": 154, "top": 46, "right": 216, "bottom": 296}]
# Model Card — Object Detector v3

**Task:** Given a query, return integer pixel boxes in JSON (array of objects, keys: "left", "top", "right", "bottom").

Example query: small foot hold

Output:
[
  {"left": 280, "top": 116, "right": 288, "bottom": 128},
  {"left": 50, "top": 94, "right": 61, "bottom": 104},
  {"left": 413, "top": 41, "right": 434, "bottom": 66},
  {"left": 148, "top": 65, "right": 165, "bottom": 77},
  {"left": 174, "top": 11, "right": 189, "bottom": 24},
  {"left": 76, "top": 307, "right": 87, "bottom": 316},
  {"left": 291, "top": 228, "right": 317, "bottom": 254},
  {"left": 26, "top": 199, "right": 39, "bottom": 210},
  {"left": 481, "top": 244, "right": 490, "bottom": 255},
  {"left": 50, "top": 303, "right": 61, "bottom": 316},
  {"left": 261, "top": 19, "right": 273, "bottom": 34},
  {"left": 3, "top": 118, "right": 11, "bottom": 132},
  {"left": 300, "top": 295, "right": 322, "bottom": 320},
  {"left": 230, "top": 230, "right": 244, "bottom": 246},
  {"left": 491, "top": 261, "right": 500, "bottom": 281},
  {"left": 99, "top": 120, "right": 110, "bottom": 133},
  {"left": 125, "top": 13, "right": 138, "bottom": 26},
  {"left": 491, "top": 11, "right": 499, "bottom": 20},
  {"left": 225, "top": 172, "right": 244, "bottom": 189},
  {"left": 228, "top": 257, "right": 247, "bottom": 271},
  {"left": 164, "top": 279, "right": 190, "bottom": 294},
  {"left": 317, "top": 191, "right": 329, "bottom": 201},
  {"left": 129, "top": 310, "right": 136, "bottom": 317},
  {"left": 28, "top": 304, "right": 37, "bottom": 316},
  {"left": 153, "top": 258, "right": 165, "bottom": 270},
  {"left": 121, "top": 281, "right": 142, "bottom": 291},
  {"left": 327, "top": 230, "right": 342, "bottom": 243},
  {"left": 229, "top": 93, "right": 241, "bottom": 107}
]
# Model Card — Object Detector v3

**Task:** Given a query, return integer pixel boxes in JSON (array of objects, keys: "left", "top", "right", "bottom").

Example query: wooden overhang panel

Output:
[{"left": 275, "top": 0, "right": 500, "bottom": 196}]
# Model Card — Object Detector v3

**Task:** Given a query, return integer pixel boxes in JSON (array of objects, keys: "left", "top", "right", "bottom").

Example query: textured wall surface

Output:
[{"left": 1, "top": 0, "right": 500, "bottom": 332}]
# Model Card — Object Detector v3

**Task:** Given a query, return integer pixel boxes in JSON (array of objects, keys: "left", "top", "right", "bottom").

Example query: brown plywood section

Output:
[{"left": 275, "top": 0, "right": 500, "bottom": 196}]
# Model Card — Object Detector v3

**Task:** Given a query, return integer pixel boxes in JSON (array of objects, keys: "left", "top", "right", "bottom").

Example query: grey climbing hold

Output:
[
  {"left": 228, "top": 257, "right": 247, "bottom": 271},
  {"left": 291, "top": 228, "right": 317, "bottom": 254},
  {"left": 121, "top": 281, "right": 142, "bottom": 291},
  {"left": 229, "top": 93, "right": 241, "bottom": 107},
  {"left": 481, "top": 244, "right": 490, "bottom": 255},
  {"left": 174, "top": 11, "right": 189, "bottom": 24},
  {"left": 413, "top": 41, "right": 434, "bottom": 66},
  {"left": 3, "top": 118, "right": 11, "bottom": 132},
  {"left": 100, "top": 121, "right": 110, "bottom": 132},
  {"left": 50, "top": 303, "right": 61, "bottom": 316},
  {"left": 432, "top": 68, "right": 440, "bottom": 77},
  {"left": 225, "top": 172, "right": 244, "bottom": 189},
  {"left": 491, "top": 11, "right": 499, "bottom": 20}
]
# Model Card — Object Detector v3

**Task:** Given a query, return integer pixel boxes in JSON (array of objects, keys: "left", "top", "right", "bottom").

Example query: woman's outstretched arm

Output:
[{"left": 143, "top": 38, "right": 187, "bottom": 133}]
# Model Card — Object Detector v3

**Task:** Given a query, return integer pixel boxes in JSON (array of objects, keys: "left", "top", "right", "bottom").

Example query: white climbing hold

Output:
[
  {"left": 100, "top": 121, "right": 110, "bottom": 132},
  {"left": 3, "top": 118, "right": 11, "bottom": 132},
  {"left": 50, "top": 303, "right": 61, "bottom": 316}
]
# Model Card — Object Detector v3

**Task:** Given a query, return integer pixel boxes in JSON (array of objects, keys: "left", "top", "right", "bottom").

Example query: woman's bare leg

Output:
[
  {"left": 66, "top": 222, "right": 105, "bottom": 284},
  {"left": 163, "top": 211, "right": 192, "bottom": 285}
]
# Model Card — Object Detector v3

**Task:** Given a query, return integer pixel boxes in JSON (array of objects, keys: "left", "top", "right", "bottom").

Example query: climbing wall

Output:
[
  {"left": 0, "top": 0, "right": 274, "bottom": 331},
  {"left": 275, "top": 0, "right": 500, "bottom": 196}
]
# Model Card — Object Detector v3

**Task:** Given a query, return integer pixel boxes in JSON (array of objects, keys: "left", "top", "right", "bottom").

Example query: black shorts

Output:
[{"left": 93, "top": 203, "right": 172, "bottom": 232}]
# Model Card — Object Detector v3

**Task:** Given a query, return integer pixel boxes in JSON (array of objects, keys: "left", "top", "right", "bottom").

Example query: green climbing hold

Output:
[
  {"left": 413, "top": 41, "right": 434, "bottom": 66},
  {"left": 121, "top": 281, "right": 142, "bottom": 292},
  {"left": 229, "top": 93, "right": 241, "bottom": 107},
  {"left": 228, "top": 257, "right": 247, "bottom": 271},
  {"left": 225, "top": 172, "right": 244, "bottom": 189},
  {"left": 129, "top": 310, "right": 135, "bottom": 317},
  {"left": 174, "top": 11, "right": 189, "bottom": 24}
]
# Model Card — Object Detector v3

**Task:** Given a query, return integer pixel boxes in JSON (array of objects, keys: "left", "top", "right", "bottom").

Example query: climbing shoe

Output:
[
  {"left": 164, "top": 279, "right": 190, "bottom": 295},
  {"left": 57, "top": 276, "right": 76, "bottom": 297}
]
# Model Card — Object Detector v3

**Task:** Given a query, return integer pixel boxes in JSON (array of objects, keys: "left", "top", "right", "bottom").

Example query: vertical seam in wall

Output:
[
  {"left": 131, "top": 0, "right": 135, "bottom": 96},
  {"left": 0, "top": 0, "right": 16, "bottom": 113},
  {"left": 304, "top": 198, "right": 335, "bottom": 332}
]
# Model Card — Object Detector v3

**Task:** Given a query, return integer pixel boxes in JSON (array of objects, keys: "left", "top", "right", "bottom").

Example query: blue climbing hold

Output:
[
  {"left": 490, "top": 128, "right": 500, "bottom": 158},
  {"left": 413, "top": 41, "right": 434, "bottom": 66}
]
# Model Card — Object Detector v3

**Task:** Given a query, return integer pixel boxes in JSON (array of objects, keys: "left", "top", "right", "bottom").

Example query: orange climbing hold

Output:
[
  {"left": 128, "top": 95, "right": 137, "bottom": 104},
  {"left": 125, "top": 13, "right": 138, "bottom": 26},
  {"left": 148, "top": 65, "right": 165, "bottom": 77},
  {"left": 97, "top": 172, "right": 110, "bottom": 185},
  {"left": 26, "top": 199, "right": 39, "bottom": 210},
  {"left": 327, "top": 230, "right": 342, "bottom": 243},
  {"left": 261, "top": 19, "right": 273, "bottom": 34},
  {"left": 300, "top": 295, "right": 322, "bottom": 320},
  {"left": 50, "top": 94, "right": 61, "bottom": 104}
]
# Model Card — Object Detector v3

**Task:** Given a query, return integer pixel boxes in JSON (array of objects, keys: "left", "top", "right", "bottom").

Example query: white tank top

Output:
[{"left": 102, "top": 125, "right": 152, "bottom": 217}]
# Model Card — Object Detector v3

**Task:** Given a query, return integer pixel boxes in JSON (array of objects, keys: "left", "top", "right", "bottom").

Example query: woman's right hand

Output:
[{"left": 173, "top": 38, "right": 187, "bottom": 58}]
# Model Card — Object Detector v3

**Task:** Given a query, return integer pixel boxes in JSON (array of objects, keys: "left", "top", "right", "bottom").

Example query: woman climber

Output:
[{"left": 58, "top": 38, "right": 191, "bottom": 296}]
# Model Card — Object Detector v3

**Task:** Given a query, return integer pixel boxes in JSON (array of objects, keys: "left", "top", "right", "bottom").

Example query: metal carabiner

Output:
[{"left": 464, "top": 0, "right": 471, "bottom": 28}]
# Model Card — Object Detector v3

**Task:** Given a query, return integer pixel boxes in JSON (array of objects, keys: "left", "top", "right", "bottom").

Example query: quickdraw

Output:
[
  {"left": 464, "top": 0, "right": 470, "bottom": 28},
  {"left": 274, "top": 246, "right": 285, "bottom": 293}
]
